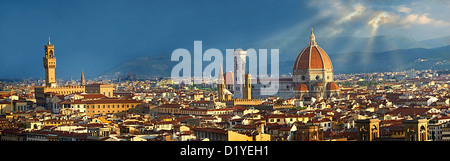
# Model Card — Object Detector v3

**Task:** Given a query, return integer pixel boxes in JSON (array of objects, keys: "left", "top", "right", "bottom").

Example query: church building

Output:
[
  {"left": 220, "top": 28, "right": 340, "bottom": 101},
  {"left": 292, "top": 28, "right": 340, "bottom": 100}
]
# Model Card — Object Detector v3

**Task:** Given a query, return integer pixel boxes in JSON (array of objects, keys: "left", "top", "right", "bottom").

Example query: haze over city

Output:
[{"left": 2, "top": 0, "right": 450, "bottom": 79}]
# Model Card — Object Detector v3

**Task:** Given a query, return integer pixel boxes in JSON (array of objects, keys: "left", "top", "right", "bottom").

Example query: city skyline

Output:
[
  {"left": 2, "top": 0, "right": 450, "bottom": 79},
  {"left": 2, "top": 1, "right": 450, "bottom": 146}
]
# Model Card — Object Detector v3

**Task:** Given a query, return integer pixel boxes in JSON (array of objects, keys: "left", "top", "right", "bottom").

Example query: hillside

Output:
[
  {"left": 420, "top": 36, "right": 450, "bottom": 48},
  {"left": 101, "top": 36, "right": 450, "bottom": 78},
  {"left": 251, "top": 35, "right": 428, "bottom": 62},
  {"left": 279, "top": 45, "right": 450, "bottom": 74}
]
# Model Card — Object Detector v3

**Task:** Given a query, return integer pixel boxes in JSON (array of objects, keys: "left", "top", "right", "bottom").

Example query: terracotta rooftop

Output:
[{"left": 293, "top": 45, "right": 332, "bottom": 70}]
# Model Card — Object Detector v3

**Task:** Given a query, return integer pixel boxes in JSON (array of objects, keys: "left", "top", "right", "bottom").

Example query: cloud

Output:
[
  {"left": 368, "top": 11, "right": 398, "bottom": 35},
  {"left": 338, "top": 4, "right": 366, "bottom": 24},
  {"left": 417, "top": 13, "right": 433, "bottom": 24},
  {"left": 400, "top": 13, "right": 450, "bottom": 27},
  {"left": 401, "top": 14, "right": 418, "bottom": 24},
  {"left": 397, "top": 5, "right": 411, "bottom": 13},
  {"left": 434, "top": 19, "right": 450, "bottom": 27},
  {"left": 301, "top": 0, "right": 450, "bottom": 39}
]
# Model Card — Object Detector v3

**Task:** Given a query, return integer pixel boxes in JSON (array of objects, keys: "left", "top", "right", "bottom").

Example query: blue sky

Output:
[{"left": 1, "top": 0, "right": 450, "bottom": 79}]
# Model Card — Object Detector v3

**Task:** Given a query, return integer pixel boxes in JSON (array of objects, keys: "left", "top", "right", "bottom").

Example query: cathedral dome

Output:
[
  {"left": 326, "top": 82, "right": 339, "bottom": 91},
  {"left": 294, "top": 83, "right": 309, "bottom": 92},
  {"left": 293, "top": 28, "right": 333, "bottom": 71}
]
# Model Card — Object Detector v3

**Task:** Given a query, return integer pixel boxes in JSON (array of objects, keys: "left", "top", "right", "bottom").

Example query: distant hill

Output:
[
  {"left": 420, "top": 36, "right": 450, "bottom": 48},
  {"left": 250, "top": 35, "right": 428, "bottom": 62},
  {"left": 279, "top": 45, "right": 450, "bottom": 74},
  {"left": 101, "top": 36, "right": 450, "bottom": 78},
  {"left": 101, "top": 54, "right": 176, "bottom": 78}
]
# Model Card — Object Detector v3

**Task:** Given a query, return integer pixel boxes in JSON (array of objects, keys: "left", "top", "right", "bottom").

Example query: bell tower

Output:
[
  {"left": 233, "top": 48, "right": 247, "bottom": 99},
  {"left": 403, "top": 119, "right": 428, "bottom": 141},
  {"left": 218, "top": 64, "right": 225, "bottom": 101},
  {"left": 243, "top": 74, "right": 251, "bottom": 100},
  {"left": 355, "top": 119, "right": 380, "bottom": 141},
  {"left": 44, "top": 37, "right": 57, "bottom": 87}
]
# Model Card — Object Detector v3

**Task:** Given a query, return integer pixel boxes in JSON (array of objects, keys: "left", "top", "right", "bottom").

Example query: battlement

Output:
[
  {"left": 34, "top": 85, "right": 86, "bottom": 99},
  {"left": 45, "top": 85, "right": 85, "bottom": 90},
  {"left": 232, "top": 98, "right": 263, "bottom": 102},
  {"left": 232, "top": 98, "right": 263, "bottom": 106}
]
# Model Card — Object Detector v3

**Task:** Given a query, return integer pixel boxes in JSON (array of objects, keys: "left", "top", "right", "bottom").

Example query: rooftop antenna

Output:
[{"left": 238, "top": 40, "right": 241, "bottom": 49}]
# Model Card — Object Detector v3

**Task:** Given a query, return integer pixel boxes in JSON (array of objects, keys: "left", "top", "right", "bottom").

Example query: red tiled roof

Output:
[
  {"left": 293, "top": 45, "right": 332, "bottom": 70},
  {"left": 233, "top": 124, "right": 257, "bottom": 129},
  {"left": 192, "top": 127, "right": 227, "bottom": 134},
  {"left": 326, "top": 82, "right": 339, "bottom": 90},
  {"left": 294, "top": 83, "right": 308, "bottom": 92},
  {"left": 388, "top": 107, "right": 431, "bottom": 116}
]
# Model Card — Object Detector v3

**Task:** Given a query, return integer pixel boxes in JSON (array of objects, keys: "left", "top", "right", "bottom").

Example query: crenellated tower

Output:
[{"left": 44, "top": 37, "right": 57, "bottom": 88}]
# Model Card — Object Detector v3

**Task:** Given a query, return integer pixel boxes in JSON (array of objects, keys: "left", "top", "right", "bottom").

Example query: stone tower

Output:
[
  {"left": 218, "top": 64, "right": 226, "bottom": 101},
  {"left": 355, "top": 119, "right": 380, "bottom": 141},
  {"left": 233, "top": 48, "right": 247, "bottom": 99},
  {"left": 403, "top": 119, "right": 428, "bottom": 141},
  {"left": 44, "top": 37, "right": 57, "bottom": 88},
  {"left": 243, "top": 73, "right": 251, "bottom": 100}
]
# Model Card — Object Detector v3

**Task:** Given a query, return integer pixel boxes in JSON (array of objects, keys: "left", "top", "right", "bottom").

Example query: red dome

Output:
[
  {"left": 293, "top": 45, "right": 332, "bottom": 70},
  {"left": 294, "top": 83, "right": 308, "bottom": 92},
  {"left": 293, "top": 29, "right": 332, "bottom": 71},
  {"left": 326, "top": 82, "right": 339, "bottom": 90}
]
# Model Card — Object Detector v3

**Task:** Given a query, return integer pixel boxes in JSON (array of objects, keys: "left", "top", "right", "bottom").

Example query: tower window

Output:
[
  {"left": 316, "top": 76, "right": 320, "bottom": 80},
  {"left": 301, "top": 76, "right": 305, "bottom": 80}
]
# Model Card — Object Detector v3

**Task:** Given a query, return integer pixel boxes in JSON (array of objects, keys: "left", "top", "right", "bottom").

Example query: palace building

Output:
[{"left": 34, "top": 38, "right": 114, "bottom": 112}]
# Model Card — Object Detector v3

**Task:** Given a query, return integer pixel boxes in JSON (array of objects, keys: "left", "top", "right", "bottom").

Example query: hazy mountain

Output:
[
  {"left": 102, "top": 54, "right": 176, "bottom": 78},
  {"left": 420, "top": 36, "right": 450, "bottom": 48},
  {"left": 251, "top": 35, "right": 428, "bottom": 62},
  {"left": 278, "top": 45, "right": 450, "bottom": 75},
  {"left": 101, "top": 36, "right": 450, "bottom": 78}
]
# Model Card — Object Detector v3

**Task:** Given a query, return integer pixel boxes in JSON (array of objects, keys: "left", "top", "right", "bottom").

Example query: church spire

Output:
[
  {"left": 218, "top": 64, "right": 224, "bottom": 84},
  {"left": 48, "top": 36, "right": 51, "bottom": 45},
  {"left": 217, "top": 64, "right": 226, "bottom": 101},
  {"left": 309, "top": 27, "right": 317, "bottom": 46},
  {"left": 81, "top": 70, "right": 86, "bottom": 86}
]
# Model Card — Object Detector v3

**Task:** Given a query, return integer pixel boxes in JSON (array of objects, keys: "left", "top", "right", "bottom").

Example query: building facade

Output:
[
  {"left": 61, "top": 99, "right": 143, "bottom": 117},
  {"left": 355, "top": 119, "right": 380, "bottom": 141},
  {"left": 34, "top": 39, "right": 115, "bottom": 112}
]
